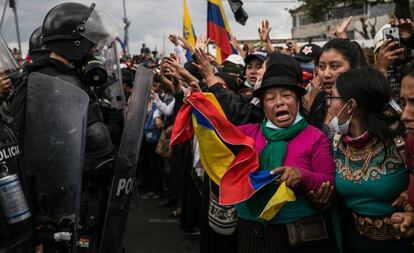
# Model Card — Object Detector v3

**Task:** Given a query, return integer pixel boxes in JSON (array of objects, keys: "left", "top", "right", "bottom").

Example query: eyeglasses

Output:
[{"left": 325, "top": 95, "right": 343, "bottom": 106}]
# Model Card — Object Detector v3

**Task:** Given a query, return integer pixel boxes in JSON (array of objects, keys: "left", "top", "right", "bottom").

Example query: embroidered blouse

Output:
[{"left": 335, "top": 139, "right": 409, "bottom": 216}]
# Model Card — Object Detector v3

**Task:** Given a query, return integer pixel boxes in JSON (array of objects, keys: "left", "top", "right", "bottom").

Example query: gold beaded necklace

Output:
[{"left": 343, "top": 140, "right": 375, "bottom": 181}]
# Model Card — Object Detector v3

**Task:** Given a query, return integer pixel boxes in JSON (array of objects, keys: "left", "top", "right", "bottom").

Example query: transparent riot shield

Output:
[
  {"left": 0, "top": 35, "right": 19, "bottom": 74},
  {"left": 99, "top": 65, "right": 154, "bottom": 253},
  {"left": 22, "top": 72, "right": 89, "bottom": 252},
  {"left": 102, "top": 43, "right": 127, "bottom": 113}
]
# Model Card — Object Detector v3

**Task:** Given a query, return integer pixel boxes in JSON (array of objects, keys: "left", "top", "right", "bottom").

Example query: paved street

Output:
[{"left": 123, "top": 196, "right": 199, "bottom": 253}]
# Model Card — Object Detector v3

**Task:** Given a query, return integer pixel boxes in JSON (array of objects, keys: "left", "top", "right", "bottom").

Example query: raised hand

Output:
[
  {"left": 331, "top": 16, "right": 353, "bottom": 39},
  {"left": 177, "top": 36, "right": 195, "bottom": 54},
  {"left": 258, "top": 19, "right": 272, "bottom": 42},
  {"left": 390, "top": 18, "right": 414, "bottom": 40},
  {"left": 192, "top": 48, "right": 218, "bottom": 87},
  {"left": 230, "top": 33, "right": 245, "bottom": 58},
  {"left": 194, "top": 35, "right": 211, "bottom": 52},
  {"left": 168, "top": 34, "right": 180, "bottom": 46},
  {"left": 376, "top": 38, "right": 404, "bottom": 75}
]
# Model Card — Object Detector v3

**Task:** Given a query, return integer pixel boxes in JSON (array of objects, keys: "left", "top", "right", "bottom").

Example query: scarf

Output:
[
  {"left": 245, "top": 118, "right": 308, "bottom": 220},
  {"left": 260, "top": 118, "right": 308, "bottom": 171},
  {"left": 343, "top": 131, "right": 370, "bottom": 149}
]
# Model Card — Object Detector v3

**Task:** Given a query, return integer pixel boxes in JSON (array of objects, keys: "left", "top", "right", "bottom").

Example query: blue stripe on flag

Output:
[
  {"left": 194, "top": 110, "right": 214, "bottom": 130},
  {"left": 207, "top": 2, "right": 226, "bottom": 28},
  {"left": 249, "top": 170, "right": 281, "bottom": 191}
]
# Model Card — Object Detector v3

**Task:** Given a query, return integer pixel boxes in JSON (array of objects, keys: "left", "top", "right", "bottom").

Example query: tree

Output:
[
  {"left": 298, "top": 0, "right": 411, "bottom": 22},
  {"left": 354, "top": 16, "right": 377, "bottom": 39}
]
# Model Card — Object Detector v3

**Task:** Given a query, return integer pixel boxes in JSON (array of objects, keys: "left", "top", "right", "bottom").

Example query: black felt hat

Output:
[{"left": 253, "top": 53, "right": 306, "bottom": 98}]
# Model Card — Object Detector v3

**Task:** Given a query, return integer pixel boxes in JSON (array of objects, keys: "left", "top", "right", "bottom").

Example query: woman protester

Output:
[
  {"left": 235, "top": 53, "right": 337, "bottom": 253},
  {"left": 308, "top": 38, "right": 367, "bottom": 130},
  {"left": 390, "top": 69, "right": 414, "bottom": 237},
  {"left": 325, "top": 67, "right": 413, "bottom": 252}
]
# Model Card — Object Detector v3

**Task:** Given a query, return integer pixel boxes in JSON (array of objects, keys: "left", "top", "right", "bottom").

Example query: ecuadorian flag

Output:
[
  {"left": 170, "top": 92, "right": 295, "bottom": 220},
  {"left": 183, "top": 0, "right": 196, "bottom": 60},
  {"left": 207, "top": 0, "right": 234, "bottom": 63}
]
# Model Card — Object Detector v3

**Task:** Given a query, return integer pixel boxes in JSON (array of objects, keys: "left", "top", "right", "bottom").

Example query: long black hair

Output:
[
  {"left": 336, "top": 67, "right": 399, "bottom": 142},
  {"left": 317, "top": 39, "right": 367, "bottom": 68}
]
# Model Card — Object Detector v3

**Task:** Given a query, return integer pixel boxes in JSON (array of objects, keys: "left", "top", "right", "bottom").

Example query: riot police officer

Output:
[
  {"left": 0, "top": 34, "right": 33, "bottom": 253},
  {"left": 8, "top": 2, "right": 124, "bottom": 253},
  {"left": 27, "top": 26, "right": 50, "bottom": 64}
]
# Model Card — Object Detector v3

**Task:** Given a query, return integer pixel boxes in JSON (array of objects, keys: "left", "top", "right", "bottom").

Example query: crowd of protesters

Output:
[{"left": 103, "top": 15, "right": 414, "bottom": 253}]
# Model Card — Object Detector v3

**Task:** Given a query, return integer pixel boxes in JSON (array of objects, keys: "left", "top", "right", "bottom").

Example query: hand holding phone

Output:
[
  {"left": 383, "top": 27, "right": 401, "bottom": 50},
  {"left": 376, "top": 28, "right": 404, "bottom": 73}
]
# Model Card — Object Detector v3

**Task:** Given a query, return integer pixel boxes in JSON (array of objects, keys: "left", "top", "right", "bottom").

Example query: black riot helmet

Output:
[
  {"left": 42, "top": 2, "right": 124, "bottom": 62},
  {"left": 29, "top": 26, "right": 43, "bottom": 54},
  {"left": 29, "top": 26, "right": 50, "bottom": 63},
  {"left": 42, "top": 3, "right": 95, "bottom": 61}
]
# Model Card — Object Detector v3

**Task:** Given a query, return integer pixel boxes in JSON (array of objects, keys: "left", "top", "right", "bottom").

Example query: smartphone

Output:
[{"left": 383, "top": 27, "right": 400, "bottom": 49}]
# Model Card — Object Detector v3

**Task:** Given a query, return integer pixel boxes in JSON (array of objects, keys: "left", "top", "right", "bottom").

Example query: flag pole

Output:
[
  {"left": 10, "top": 0, "right": 21, "bottom": 54},
  {"left": 122, "top": 0, "right": 130, "bottom": 55}
]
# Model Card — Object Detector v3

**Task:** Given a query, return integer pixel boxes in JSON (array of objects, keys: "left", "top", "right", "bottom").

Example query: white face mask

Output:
[{"left": 327, "top": 102, "right": 353, "bottom": 135}]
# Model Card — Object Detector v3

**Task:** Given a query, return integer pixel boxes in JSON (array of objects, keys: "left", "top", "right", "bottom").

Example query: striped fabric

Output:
[{"left": 207, "top": 0, "right": 234, "bottom": 63}]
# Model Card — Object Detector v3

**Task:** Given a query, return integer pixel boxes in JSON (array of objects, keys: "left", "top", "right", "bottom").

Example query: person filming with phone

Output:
[{"left": 375, "top": 19, "right": 414, "bottom": 103}]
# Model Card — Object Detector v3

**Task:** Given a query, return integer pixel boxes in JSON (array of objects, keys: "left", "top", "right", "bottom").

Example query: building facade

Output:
[{"left": 290, "top": 2, "right": 394, "bottom": 47}]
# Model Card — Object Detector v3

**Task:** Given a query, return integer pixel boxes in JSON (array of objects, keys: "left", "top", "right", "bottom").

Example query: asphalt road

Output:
[{"left": 123, "top": 196, "right": 199, "bottom": 253}]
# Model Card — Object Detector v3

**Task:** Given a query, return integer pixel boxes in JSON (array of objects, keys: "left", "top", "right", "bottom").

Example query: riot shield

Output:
[
  {"left": 102, "top": 43, "right": 127, "bottom": 113},
  {"left": 0, "top": 35, "right": 19, "bottom": 74},
  {"left": 23, "top": 72, "right": 89, "bottom": 252},
  {"left": 99, "top": 65, "right": 154, "bottom": 253}
]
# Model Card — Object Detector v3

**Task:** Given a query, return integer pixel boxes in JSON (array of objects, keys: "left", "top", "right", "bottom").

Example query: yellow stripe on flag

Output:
[
  {"left": 258, "top": 182, "right": 296, "bottom": 221},
  {"left": 203, "top": 93, "right": 225, "bottom": 116},
  {"left": 183, "top": 0, "right": 196, "bottom": 46},
  {"left": 191, "top": 93, "right": 230, "bottom": 185},
  {"left": 192, "top": 114, "right": 235, "bottom": 185}
]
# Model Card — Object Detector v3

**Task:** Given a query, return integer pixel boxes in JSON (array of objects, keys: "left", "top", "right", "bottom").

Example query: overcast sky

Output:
[{"left": 0, "top": 0, "right": 299, "bottom": 56}]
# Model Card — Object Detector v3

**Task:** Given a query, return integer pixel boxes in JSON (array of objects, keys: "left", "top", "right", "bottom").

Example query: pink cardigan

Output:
[{"left": 238, "top": 123, "right": 335, "bottom": 191}]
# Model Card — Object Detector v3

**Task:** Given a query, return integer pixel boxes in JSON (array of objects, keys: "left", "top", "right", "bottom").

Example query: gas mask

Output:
[{"left": 79, "top": 52, "right": 108, "bottom": 87}]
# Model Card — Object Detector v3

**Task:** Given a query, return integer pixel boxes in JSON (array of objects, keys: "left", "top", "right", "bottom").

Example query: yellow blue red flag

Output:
[
  {"left": 207, "top": 0, "right": 235, "bottom": 63},
  {"left": 170, "top": 92, "right": 295, "bottom": 220},
  {"left": 183, "top": 0, "right": 196, "bottom": 59}
]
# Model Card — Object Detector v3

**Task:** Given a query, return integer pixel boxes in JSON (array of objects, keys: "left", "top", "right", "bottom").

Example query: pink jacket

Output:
[{"left": 238, "top": 123, "right": 335, "bottom": 191}]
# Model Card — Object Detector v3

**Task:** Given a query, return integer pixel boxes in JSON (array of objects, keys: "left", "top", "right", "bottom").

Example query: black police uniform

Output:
[
  {"left": 6, "top": 2, "right": 118, "bottom": 252},
  {"left": 0, "top": 110, "right": 32, "bottom": 253}
]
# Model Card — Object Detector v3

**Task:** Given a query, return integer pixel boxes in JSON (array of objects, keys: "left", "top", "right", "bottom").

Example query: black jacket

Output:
[{"left": 206, "top": 83, "right": 264, "bottom": 126}]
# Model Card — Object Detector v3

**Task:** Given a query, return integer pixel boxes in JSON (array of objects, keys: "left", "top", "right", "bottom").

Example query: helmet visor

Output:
[{"left": 80, "top": 5, "right": 125, "bottom": 50}]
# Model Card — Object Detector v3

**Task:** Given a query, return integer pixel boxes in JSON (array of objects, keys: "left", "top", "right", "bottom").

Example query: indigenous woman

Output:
[
  {"left": 308, "top": 39, "right": 366, "bottom": 130},
  {"left": 235, "top": 53, "right": 337, "bottom": 253},
  {"left": 327, "top": 67, "right": 413, "bottom": 252}
]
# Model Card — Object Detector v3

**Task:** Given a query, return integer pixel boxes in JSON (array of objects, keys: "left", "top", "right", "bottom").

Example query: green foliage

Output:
[{"left": 298, "top": 0, "right": 367, "bottom": 22}]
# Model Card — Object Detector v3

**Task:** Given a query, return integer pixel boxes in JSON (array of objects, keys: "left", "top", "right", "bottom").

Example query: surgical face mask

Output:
[
  {"left": 244, "top": 80, "right": 254, "bottom": 89},
  {"left": 327, "top": 102, "right": 353, "bottom": 135}
]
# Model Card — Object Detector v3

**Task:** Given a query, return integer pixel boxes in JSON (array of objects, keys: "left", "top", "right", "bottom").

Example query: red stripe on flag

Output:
[
  {"left": 187, "top": 93, "right": 259, "bottom": 205},
  {"left": 208, "top": 21, "right": 233, "bottom": 59},
  {"left": 170, "top": 104, "right": 194, "bottom": 146}
]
